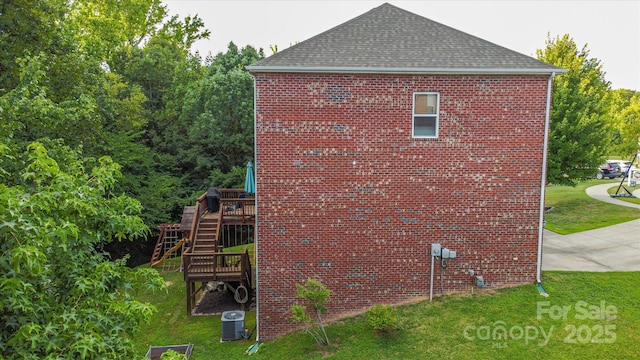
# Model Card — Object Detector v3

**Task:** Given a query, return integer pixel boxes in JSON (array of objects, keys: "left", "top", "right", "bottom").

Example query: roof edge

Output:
[{"left": 245, "top": 66, "right": 568, "bottom": 75}]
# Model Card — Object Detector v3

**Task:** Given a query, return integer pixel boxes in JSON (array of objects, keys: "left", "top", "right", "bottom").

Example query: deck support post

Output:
[{"left": 186, "top": 281, "right": 195, "bottom": 315}]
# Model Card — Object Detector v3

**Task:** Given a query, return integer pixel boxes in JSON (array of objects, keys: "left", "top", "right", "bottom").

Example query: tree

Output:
[
  {"left": 608, "top": 89, "right": 640, "bottom": 157},
  {"left": 181, "top": 43, "right": 263, "bottom": 188},
  {"left": 290, "top": 278, "right": 332, "bottom": 347},
  {"left": 536, "top": 34, "right": 612, "bottom": 185},
  {"left": 0, "top": 141, "right": 166, "bottom": 359},
  {"left": 1, "top": 0, "right": 259, "bottom": 269},
  {"left": 0, "top": 0, "right": 68, "bottom": 92},
  {"left": 0, "top": 53, "right": 166, "bottom": 356},
  {"left": 617, "top": 93, "right": 640, "bottom": 157},
  {"left": 67, "top": 0, "right": 209, "bottom": 60}
]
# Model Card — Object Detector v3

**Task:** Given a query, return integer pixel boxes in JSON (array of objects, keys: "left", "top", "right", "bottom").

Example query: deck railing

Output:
[
  {"left": 219, "top": 198, "right": 256, "bottom": 222},
  {"left": 182, "top": 189, "right": 254, "bottom": 312},
  {"left": 183, "top": 189, "right": 254, "bottom": 252},
  {"left": 184, "top": 189, "right": 254, "bottom": 252},
  {"left": 183, "top": 248, "right": 251, "bottom": 280},
  {"left": 185, "top": 193, "right": 206, "bottom": 250}
]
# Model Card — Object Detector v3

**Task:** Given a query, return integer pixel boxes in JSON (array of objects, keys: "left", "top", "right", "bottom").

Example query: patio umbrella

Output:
[{"left": 244, "top": 161, "right": 255, "bottom": 195}]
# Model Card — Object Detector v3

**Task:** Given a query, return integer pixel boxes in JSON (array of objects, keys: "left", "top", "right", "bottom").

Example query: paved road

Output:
[{"left": 542, "top": 182, "right": 640, "bottom": 271}]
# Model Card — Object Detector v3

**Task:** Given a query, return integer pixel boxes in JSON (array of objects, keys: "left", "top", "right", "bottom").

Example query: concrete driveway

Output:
[{"left": 542, "top": 183, "right": 640, "bottom": 271}]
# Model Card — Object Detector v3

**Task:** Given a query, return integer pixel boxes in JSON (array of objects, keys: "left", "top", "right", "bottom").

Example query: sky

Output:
[{"left": 164, "top": 0, "right": 640, "bottom": 91}]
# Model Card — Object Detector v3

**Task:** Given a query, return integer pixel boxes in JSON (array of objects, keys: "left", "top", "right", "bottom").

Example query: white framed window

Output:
[{"left": 412, "top": 92, "right": 439, "bottom": 138}]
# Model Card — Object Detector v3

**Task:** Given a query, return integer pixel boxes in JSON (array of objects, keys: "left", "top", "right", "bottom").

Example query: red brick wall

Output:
[{"left": 252, "top": 73, "right": 549, "bottom": 340}]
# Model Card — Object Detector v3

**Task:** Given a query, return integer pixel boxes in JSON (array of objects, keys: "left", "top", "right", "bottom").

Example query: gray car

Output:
[{"left": 596, "top": 162, "right": 622, "bottom": 179}]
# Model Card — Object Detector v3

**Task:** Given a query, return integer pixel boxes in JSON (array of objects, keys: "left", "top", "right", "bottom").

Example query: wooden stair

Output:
[
  {"left": 183, "top": 189, "right": 256, "bottom": 315},
  {"left": 192, "top": 215, "right": 220, "bottom": 252}
]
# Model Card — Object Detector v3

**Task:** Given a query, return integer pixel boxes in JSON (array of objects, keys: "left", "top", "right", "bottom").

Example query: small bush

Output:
[
  {"left": 366, "top": 304, "right": 399, "bottom": 333},
  {"left": 160, "top": 349, "right": 187, "bottom": 360}
]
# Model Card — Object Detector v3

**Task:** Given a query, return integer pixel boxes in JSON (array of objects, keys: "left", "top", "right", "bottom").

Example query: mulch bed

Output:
[{"left": 192, "top": 284, "right": 255, "bottom": 315}]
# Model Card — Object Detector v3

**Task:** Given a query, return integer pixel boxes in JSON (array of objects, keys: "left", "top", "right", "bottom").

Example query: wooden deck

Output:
[
  {"left": 183, "top": 250, "right": 247, "bottom": 281},
  {"left": 218, "top": 198, "right": 255, "bottom": 224},
  {"left": 182, "top": 189, "right": 255, "bottom": 314}
]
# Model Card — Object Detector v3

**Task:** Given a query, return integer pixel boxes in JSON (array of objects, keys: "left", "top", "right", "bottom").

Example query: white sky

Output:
[{"left": 164, "top": 0, "right": 640, "bottom": 91}]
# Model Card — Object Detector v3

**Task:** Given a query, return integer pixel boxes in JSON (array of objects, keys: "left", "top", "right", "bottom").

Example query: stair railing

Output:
[{"left": 190, "top": 193, "right": 209, "bottom": 251}]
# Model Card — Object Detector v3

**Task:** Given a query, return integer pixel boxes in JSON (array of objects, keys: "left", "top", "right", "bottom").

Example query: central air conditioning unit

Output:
[{"left": 221, "top": 310, "right": 245, "bottom": 341}]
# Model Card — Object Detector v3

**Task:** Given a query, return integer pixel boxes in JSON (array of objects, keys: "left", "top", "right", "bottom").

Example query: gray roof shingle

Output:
[{"left": 247, "top": 3, "right": 564, "bottom": 74}]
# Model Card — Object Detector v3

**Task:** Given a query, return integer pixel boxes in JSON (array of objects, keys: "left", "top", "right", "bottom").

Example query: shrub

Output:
[
  {"left": 366, "top": 304, "right": 400, "bottom": 333},
  {"left": 160, "top": 349, "right": 187, "bottom": 359},
  {"left": 290, "top": 278, "right": 332, "bottom": 346}
]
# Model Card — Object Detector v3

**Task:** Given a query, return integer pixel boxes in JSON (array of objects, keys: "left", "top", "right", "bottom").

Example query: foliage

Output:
[
  {"left": 1, "top": 0, "right": 263, "bottom": 268},
  {"left": 537, "top": 34, "right": 612, "bottom": 186},
  {"left": 159, "top": 13, "right": 211, "bottom": 52},
  {"left": 0, "top": 141, "right": 166, "bottom": 359},
  {"left": 131, "top": 271, "right": 640, "bottom": 359},
  {"left": 168, "top": 43, "right": 262, "bottom": 190},
  {"left": 67, "top": 0, "right": 209, "bottom": 58},
  {"left": 0, "top": 0, "right": 69, "bottom": 92},
  {"left": 365, "top": 304, "right": 400, "bottom": 333},
  {"left": 160, "top": 349, "right": 187, "bottom": 360},
  {"left": 291, "top": 278, "right": 332, "bottom": 347},
  {"left": 607, "top": 89, "right": 640, "bottom": 157},
  {"left": 209, "top": 165, "right": 247, "bottom": 189}
]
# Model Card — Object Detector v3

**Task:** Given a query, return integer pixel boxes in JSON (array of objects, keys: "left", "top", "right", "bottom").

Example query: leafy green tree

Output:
[
  {"left": 110, "top": 36, "right": 207, "bottom": 225},
  {"left": 179, "top": 43, "right": 262, "bottom": 189},
  {"left": 67, "top": 0, "right": 209, "bottom": 60},
  {"left": 158, "top": 13, "right": 211, "bottom": 53},
  {"left": 537, "top": 34, "right": 612, "bottom": 185},
  {"left": 0, "top": 141, "right": 166, "bottom": 359},
  {"left": 2, "top": 0, "right": 259, "bottom": 269},
  {"left": 2, "top": 0, "right": 212, "bottom": 264},
  {"left": 186, "top": 66, "right": 255, "bottom": 176},
  {"left": 0, "top": 54, "right": 101, "bottom": 178},
  {"left": 618, "top": 93, "right": 640, "bottom": 158},
  {"left": 608, "top": 89, "right": 640, "bottom": 158},
  {"left": 0, "top": 0, "right": 68, "bottom": 92},
  {"left": 92, "top": 71, "right": 184, "bottom": 263},
  {"left": 291, "top": 278, "right": 332, "bottom": 346}
]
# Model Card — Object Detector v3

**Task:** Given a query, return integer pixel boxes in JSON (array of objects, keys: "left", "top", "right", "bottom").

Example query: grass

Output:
[
  {"left": 543, "top": 179, "right": 640, "bottom": 234},
  {"left": 130, "top": 180, "right": 640, "bottom": 358},
  {"left": 131, "top": 270, "right": 257, "bottom": 359},
  {"left": 132, "top": 272, "right": 640, "bottom": 359},
  {"left": 606, "top": 181, "right": 640, "bottom": 205}
]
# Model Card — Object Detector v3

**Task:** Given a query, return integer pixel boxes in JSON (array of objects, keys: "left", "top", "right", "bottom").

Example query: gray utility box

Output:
[{"left": 221, "top": 310, "right": 245, "bottom": 341}]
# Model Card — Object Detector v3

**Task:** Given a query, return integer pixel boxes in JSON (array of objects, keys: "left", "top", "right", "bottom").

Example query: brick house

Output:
[{"left": 246, "top": 3, "right": 564, "bottom": 340}]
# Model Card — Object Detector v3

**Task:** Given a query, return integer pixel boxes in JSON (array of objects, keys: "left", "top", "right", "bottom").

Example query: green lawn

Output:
[
  {"left": 131, "top": 180, "right": 640, "bottom": 359},
  {"left": 132, "top": 272, "right": 640, "bottom": 359},
  {"left": 543, "top": 179, "right": 640, "bottom": 234},
  {"left": 606, "top": 181, "right": 640, "bottom": 205}
]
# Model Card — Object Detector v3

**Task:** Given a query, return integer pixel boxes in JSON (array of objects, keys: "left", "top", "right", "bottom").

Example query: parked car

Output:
[
  {"left": 596, "top": 162, "right": 622, "bottom": 179},
  {"left": 607, "top": 160, "right": 633, "bottom": 176}
]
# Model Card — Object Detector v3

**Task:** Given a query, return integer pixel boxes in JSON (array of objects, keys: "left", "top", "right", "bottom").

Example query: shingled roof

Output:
[{"left": 246, "top": 3, "right": 564, "bottom": 75}]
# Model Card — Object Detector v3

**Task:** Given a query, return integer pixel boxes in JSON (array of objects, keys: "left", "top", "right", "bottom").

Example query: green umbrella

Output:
[{"left": 244, "top": 161, "right": 255, "bottom": 194}]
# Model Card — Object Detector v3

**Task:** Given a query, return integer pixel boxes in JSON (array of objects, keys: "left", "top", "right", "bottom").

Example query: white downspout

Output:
[
  {"left": 537, "top": 72, "right": 555, "bottom": 283},
  {"left": 250, "top": 74, "right": 260, "bottom": 341}
]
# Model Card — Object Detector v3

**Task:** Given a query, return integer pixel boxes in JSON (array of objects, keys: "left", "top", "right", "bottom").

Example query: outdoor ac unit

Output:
[{"left": 221, "top": 310, "right": 245, "bottom": 341}]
